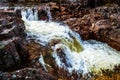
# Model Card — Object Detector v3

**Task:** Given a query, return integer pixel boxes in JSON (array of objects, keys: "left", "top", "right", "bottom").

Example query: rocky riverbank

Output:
[
  {"left": 0, "top": 2, "right": 120, "bottom": 80},
  {"left": 64, "top": 4, "right": 120, "bottom": 51},
  {"left": 0, "top": 10, "right": 56, "bottom": 80},
  {"left": 48, "top": 3, "right": 120, "bottom": 51}
]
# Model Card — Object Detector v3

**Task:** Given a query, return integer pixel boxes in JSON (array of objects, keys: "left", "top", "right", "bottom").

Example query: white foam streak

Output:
[
  {"left": 52, "top": 44, "right": 65, "bottom": 68},
  {"left": 39, "top": 55, "right": 48, "bottom": 71}
]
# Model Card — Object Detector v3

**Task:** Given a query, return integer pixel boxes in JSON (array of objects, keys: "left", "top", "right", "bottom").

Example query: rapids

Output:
[{"left": 21, "top": 8, "right": 120, "bottom": 75}]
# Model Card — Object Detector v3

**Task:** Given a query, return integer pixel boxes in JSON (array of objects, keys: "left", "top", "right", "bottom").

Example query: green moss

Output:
[
  {"left": 52, "top": 35, "right": 83, "bottom": 53},
  {"left": 72, "top": 38, "right": 83, "bottom": 52},
  {"left": 49, "top": 35, "right": 83, "bottom": 53},
  {"left": 61, "top": 37, "right": 83, "bottom": 53}
]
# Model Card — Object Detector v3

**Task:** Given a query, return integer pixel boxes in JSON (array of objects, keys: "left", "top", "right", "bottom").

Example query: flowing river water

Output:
[{"left": 20, "top": 7, "right": 120, "bottom": 79}]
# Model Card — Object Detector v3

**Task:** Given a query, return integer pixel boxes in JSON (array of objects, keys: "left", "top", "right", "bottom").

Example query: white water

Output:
[
  {"left": 21, "top": 9, "right": 120, "bottom": 75},
  {"left": 21, "top": 5, "right": 52, "bottom": 21},
  {"left": 21, "top": 8, "right": 38, "bottom": 21},
  {"left": 44, "top": 6, "right": 52, "bottom": 21}
]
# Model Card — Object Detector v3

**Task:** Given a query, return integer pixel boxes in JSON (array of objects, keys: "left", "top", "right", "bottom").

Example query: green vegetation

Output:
[{"left": 62, "top": 37, "right": 83, "bottom": 53}]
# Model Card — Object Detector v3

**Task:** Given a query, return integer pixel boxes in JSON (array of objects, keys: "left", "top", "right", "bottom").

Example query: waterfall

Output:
[
  {"left": 21, "top": 8, "right": 120, "bottom": 75},
  {"left": 21, "top": 5, "right": 52, "bottom": 21},
  {"left": 21, "top": 7, "right": 38, "bottom": 21},
  {"left": 45, "top": 6, "right": 52, "bottom": 21}
]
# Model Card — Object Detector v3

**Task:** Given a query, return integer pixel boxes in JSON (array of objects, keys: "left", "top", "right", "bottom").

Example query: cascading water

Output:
[
  {"left": 21, "top": 7, "right": 38, "bottom": 21},
  {"left": 21, "top": 5, "right": 52, "bottom": 21},
  {"left": 44, "top": 6, "right": 52, "bottom": 21},
  {"left": 21, "top": 8, "right": 120, "bottom": 75}
]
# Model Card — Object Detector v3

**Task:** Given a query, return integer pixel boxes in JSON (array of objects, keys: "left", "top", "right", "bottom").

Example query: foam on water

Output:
[
  {"left": 81, "top": 40, "right": 120, "bottom": 74},
  {"left": 21, "top": 10, "right": 120, "bottom": 75},
  {"left": 23, "top": 17, "right": 83, "bottom": 51}
]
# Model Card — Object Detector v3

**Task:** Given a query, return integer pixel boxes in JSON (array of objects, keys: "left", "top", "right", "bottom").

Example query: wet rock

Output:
[
  {"left": 0, "top": 10, "right": 28, "bottom": 71},
  {"left": 0, "top": 10, "right": 15, "bottom": 17},
  {"left": 38, "top": 10, "right": 48, "bottom": 20},
  {"left": 64, "top": 5, "right": 120, "bottom": 51},
  {"left": 27, "top": 41, "right": 82, "bottom": 80},
  {"left": 0, "top": 37, "right": 29, "bottom": 71},
  {"left": 49, "top": 2, "right": 90, "bottom": 21},
  {"left": 0, "top": 15, "right": 26, "bottom": 40},
  {"left": 0, "top": 8, "right": 58, "bottom": 80},
  {"left": 27, "top": 41, "right": 55, "bottom": 69},
  {"left": 0, "top": 68, "right": 56, "bottom": 80},
  {"left": 91, "top": 19, "right": 111, "bottom": 32},
  {"left": 64, "top": 12, "right": 104, "bottom": 39},
  {"left": 0, "top": 22, "right": 26, "bottom": 40},
  {"left": 98, "top": 28, "right": 120, "bottom": 51}
]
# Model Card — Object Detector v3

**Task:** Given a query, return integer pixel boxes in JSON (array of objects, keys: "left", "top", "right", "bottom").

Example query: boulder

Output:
[
  {"left": 0, "top": 10, "right": 28, "bottom": 71},
  {"left": 0, "top": 22, "right": 26, "bottom": 40},
  {"left": 64, "top": 5, "right": 120, "bottom": 51},
  {"left": 0, "top": 37, "right": 29, "bottom": 72}
]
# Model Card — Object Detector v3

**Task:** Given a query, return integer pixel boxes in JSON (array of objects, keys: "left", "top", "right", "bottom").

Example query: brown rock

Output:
[
  {"left": 0, "top": 23, "right": 25, "bottom": 40},
  {"left": 0, "top": 68, "right": 56, "bottom": 80},
  {"left": 64, "top": 5, "right": 120, "bottom": 51},
  {"left": 99, "top": 28, "right": 120, "bottom": 51},
  {"left": 0, "top": 37, "right": 29, "bottom": 72},
  {"left": 91, "top": 19, "right": 111, "bottom": 32},
  {"left": 38, "top": 10, "right": 48, "bottom": 20},
  {"left": 0, "top": 10, "right": 28, "bottom": 71}
]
